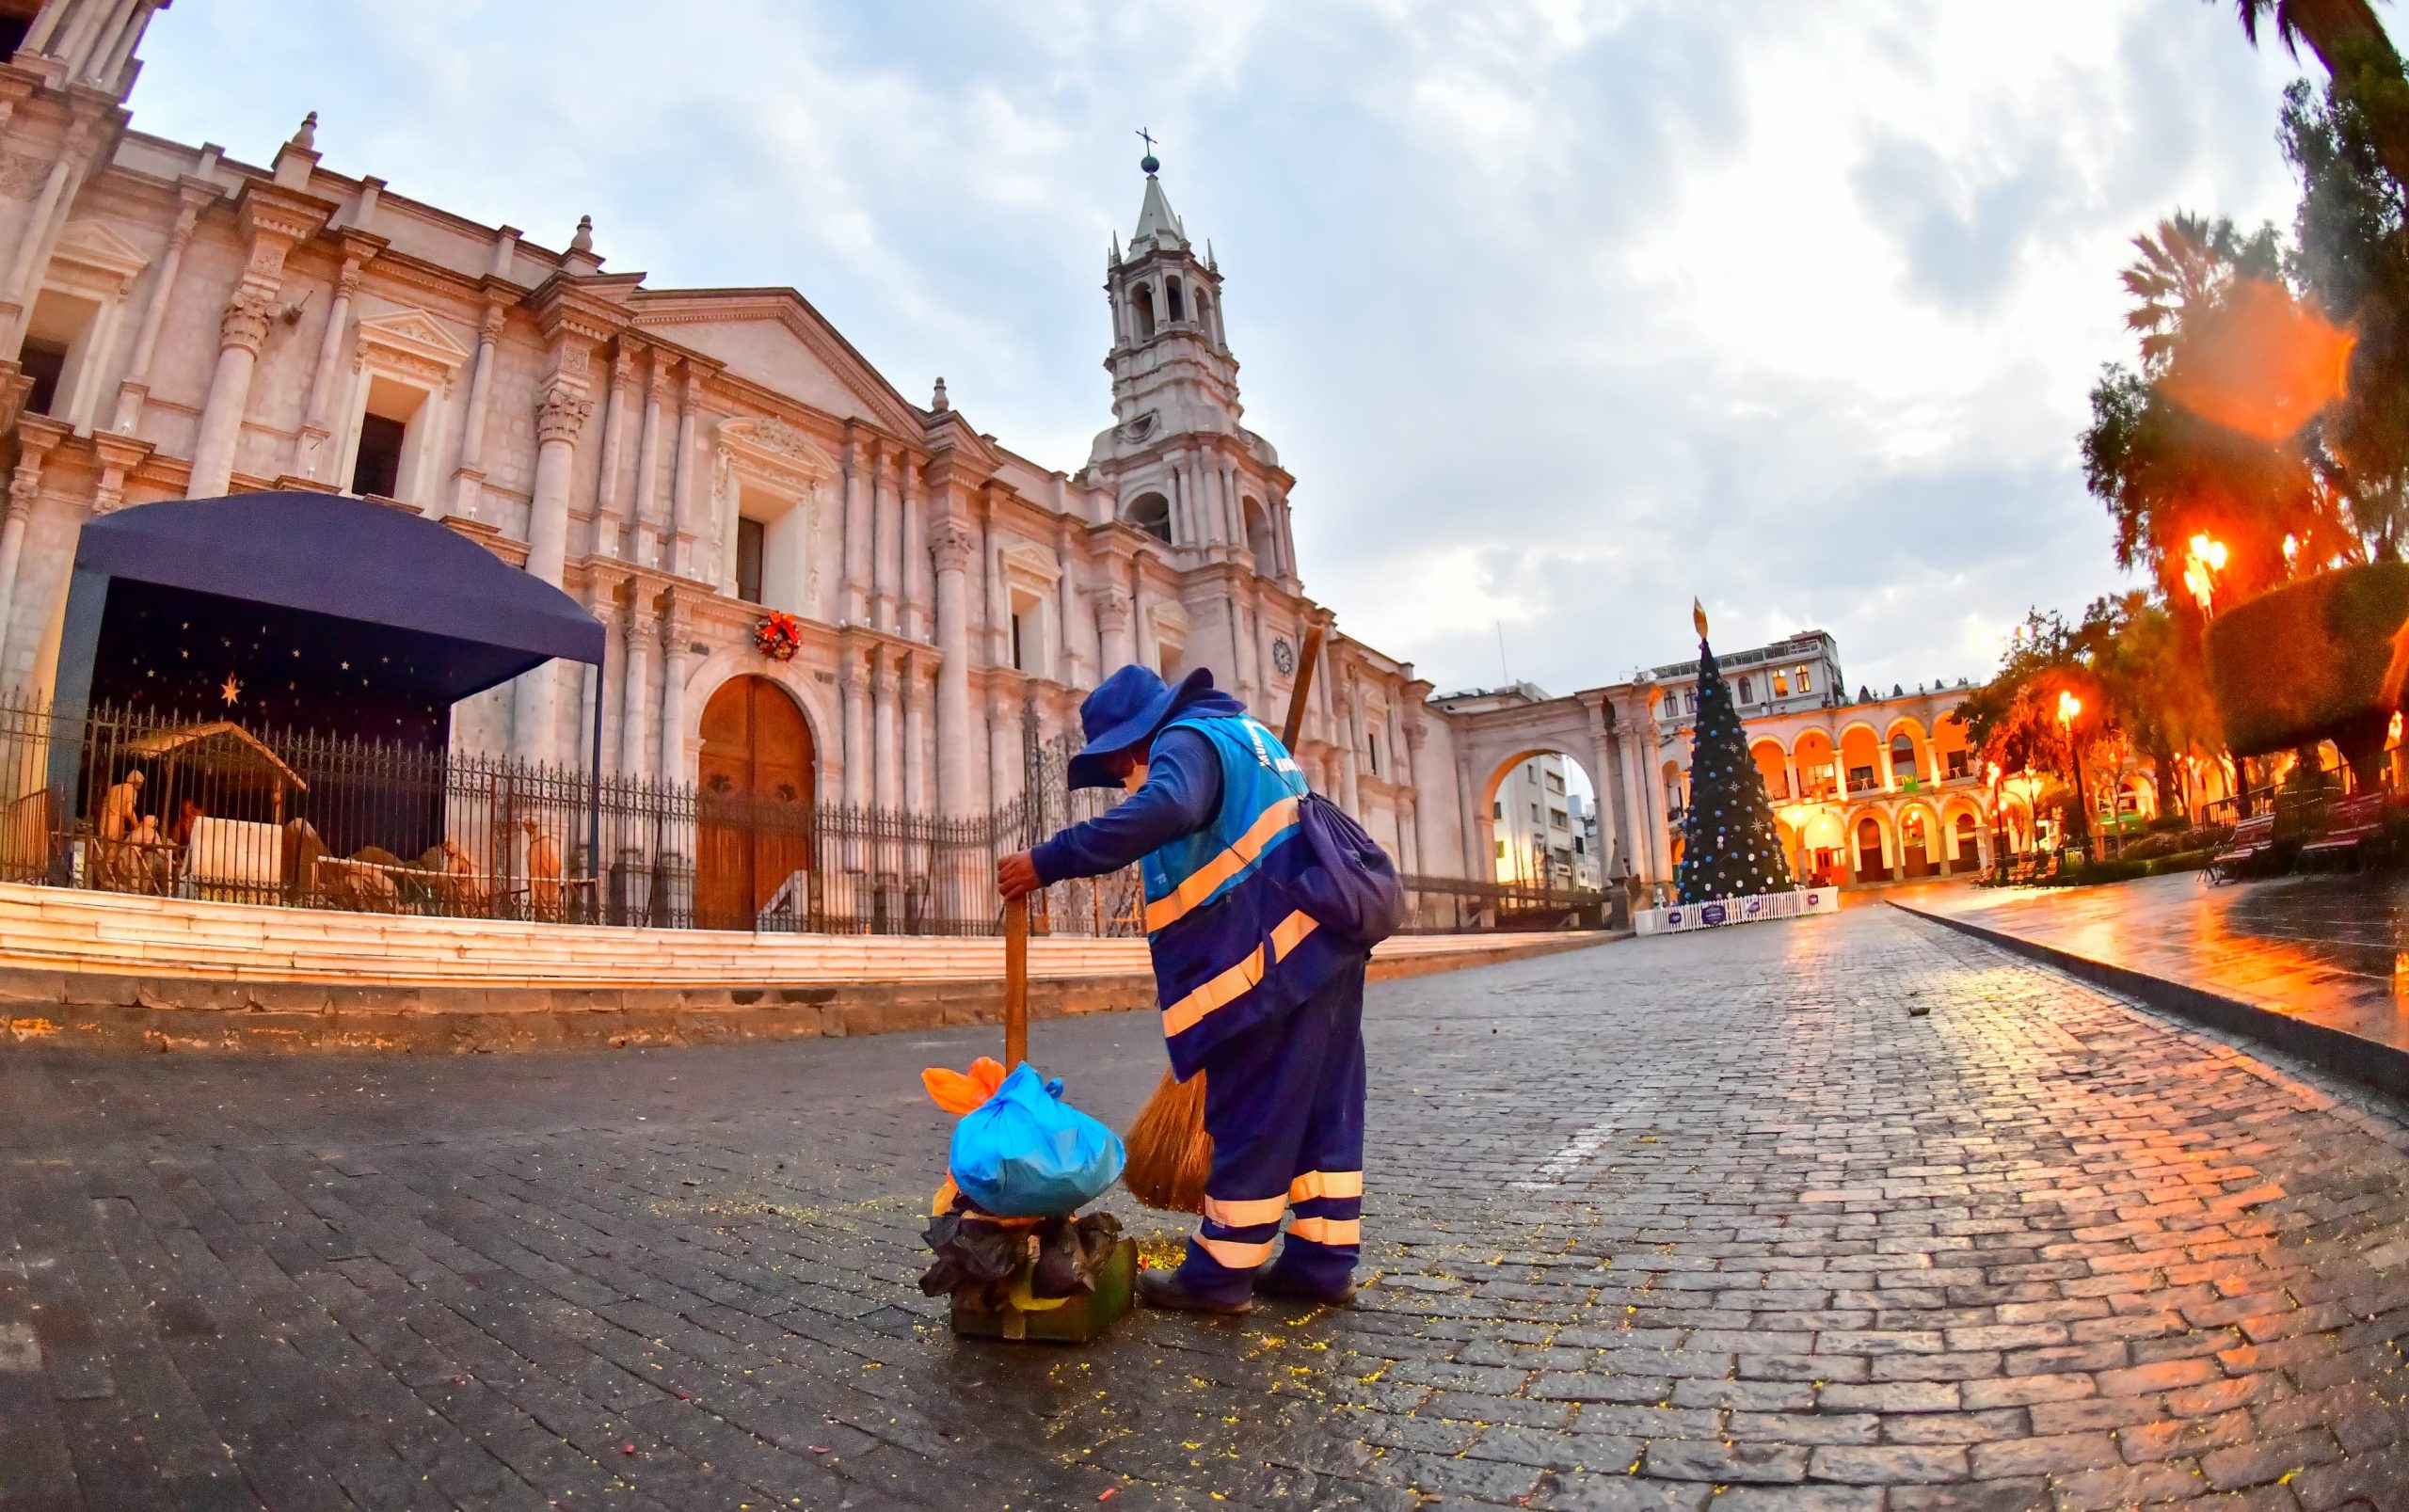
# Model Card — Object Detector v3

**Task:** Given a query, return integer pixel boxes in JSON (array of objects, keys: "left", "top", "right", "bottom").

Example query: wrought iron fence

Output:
[
  {"left": 0, "top": 692, "right": 1141, "bottom": 938},
  {"left": 0, "top": 692, "right": 1597, "bottom": 937}
]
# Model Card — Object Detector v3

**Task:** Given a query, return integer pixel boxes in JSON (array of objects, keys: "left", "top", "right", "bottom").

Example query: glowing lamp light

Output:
[
  {"left": 2182, "top": 533, "right": 2228, "bottom": 614},
  {"left": 2057, "top": 690, "right": 2082, "bottom": 726},
  {"left": 2393, "top": 711, "right": 2403, "bottom": 746}
]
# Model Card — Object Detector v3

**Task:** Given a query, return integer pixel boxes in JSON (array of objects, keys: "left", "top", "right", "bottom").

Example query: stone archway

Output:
[{"left": 694, "top": 674, "right": 816, "bottom": 930}]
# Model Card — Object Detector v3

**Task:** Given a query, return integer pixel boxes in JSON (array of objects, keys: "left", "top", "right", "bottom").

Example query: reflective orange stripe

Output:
[
  {"left": 1286, "top": 1217, "right": 1361, "bottom": 1246},
  {"left": 1194, "top": 1234, "right": 1276, "bottom": 1268},
  {"left": 1203, "top": 1193, "right": 1287, "bottom": 1227},
  {"left": 1288, "top": 1170, "right": 1363, "bottom": 1203},
  {"left": 1143, "top": 797, "right": 1301, "bottom": 932},
  {"left": 1160, "top": 912, "right": 1321, "bottom": 1037}
]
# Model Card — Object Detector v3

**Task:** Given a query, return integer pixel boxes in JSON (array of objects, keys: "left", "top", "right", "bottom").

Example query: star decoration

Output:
[{"left": 219, "top": 675, "right": 242, "bottom": 707}]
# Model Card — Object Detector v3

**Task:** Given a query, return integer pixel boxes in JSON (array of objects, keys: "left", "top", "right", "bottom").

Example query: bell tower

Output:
[
  {"left": 1098, "top": 149, "right": 1243, "bottom": 454},
  {"left": 1088, "top": 144, "right": 1295, "bottom": 573}
]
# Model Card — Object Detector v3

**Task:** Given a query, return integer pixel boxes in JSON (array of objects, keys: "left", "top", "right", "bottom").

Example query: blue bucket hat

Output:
[{"left": 1067, "top": 663, "right": 1216, "bottom": 788}]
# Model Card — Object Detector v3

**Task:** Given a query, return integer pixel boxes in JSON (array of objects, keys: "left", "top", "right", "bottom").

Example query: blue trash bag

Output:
[{"left": 948, "top": 1062, "right": 1126, "bottom": 1218}]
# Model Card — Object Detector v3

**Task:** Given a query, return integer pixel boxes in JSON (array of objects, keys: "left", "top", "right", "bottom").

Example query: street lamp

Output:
[{"left": 2057, "top": 689, "right": 2090, "bottom": 862}]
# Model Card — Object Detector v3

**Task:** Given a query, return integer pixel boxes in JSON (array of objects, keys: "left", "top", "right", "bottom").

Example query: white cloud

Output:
[{"left": 123, "top": 0, "right": 2319, "bottom": 698}]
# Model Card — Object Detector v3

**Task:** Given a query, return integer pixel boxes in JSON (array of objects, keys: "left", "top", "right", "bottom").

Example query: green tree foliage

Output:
[
  {"left": 2220, "top": 0, "right": 2409, "bottom": 198},
  {"left": 1673, "top": 637, "right": 1796, "bottom": 905},
  {"left": 2283, "top": 76, "right": 2409, "bottom": 559}
]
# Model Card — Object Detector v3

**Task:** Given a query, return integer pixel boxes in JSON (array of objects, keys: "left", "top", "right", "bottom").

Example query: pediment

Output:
[
  {"left": 631, "top": 288, "right": 923, "bottom": 438},
  {"left": 998, "top": 540, "right": 1061, "bottom": 589},
  {"left": 355, "top": 306, "right": 473, "bottom": 369},
  {"left": 48, "top": 219, "right": 148, "bottom": 286},
  {"left": 716, "top": 415, "right": 839, "bottom": 482}
]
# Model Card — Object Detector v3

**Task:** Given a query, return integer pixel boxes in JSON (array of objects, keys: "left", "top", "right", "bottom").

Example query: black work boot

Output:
[
  {"left": 1252, "top": 1266, "right": 1357, "bottom": 1307},
  {"left": 1138, "top": 1269, "right": 1253, "bottom": 1315}
]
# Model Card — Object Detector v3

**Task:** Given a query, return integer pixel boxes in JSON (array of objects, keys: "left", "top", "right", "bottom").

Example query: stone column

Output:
[
  {"left": 1405, "top": 720, "right": 1443, "bottom": 877},
  {"left": 632, "top": 350, "right": 669, "bottom": 566},
  {"left": 1, "top": 128, "right": 87, "bottom": 333},
  {"left": 523, "top": 375, "right": 590, "bottom": 587},
  {"left": 657, "top": 597, "right": 693, "bottom": 784},
  {"left": 589, "top": 343, "right": 635, "bottom": 557},
  {"left": 442, "top": 301, "right": 505, "bottom": 517},
  {"left": 0, "top": 428, "right": 56, "bottom": 670},
  {"left": 287, "top": 254, "right": 361, "bottom": 476},
  {"left": 932, "top": 519, "right": 978, "bottom": 817},
  {"left": 872, "top": 644, "right": 901, "bottom": 812},
  {"left": 839, "top": 651, "right": 869, "bottom": 808},
  {"left": 85, "top": 0, "right": 152, "bottom": 88},
  {"left": 619, "top": 590, "right": 655, "bottom": 779},
  {"left": 988, "top": 683, "right": 1021, "bottom": 809},
  {"left": 902, "top": 457, "right": 929, "bottom": 641},
  {"left": 871, "top": 444, "right": 899, "bottom": 633},
  {"left": 841, "top": 434, "right": 870, "bottom": 622},
  {"left": 1337, "top": 689, "right": 1363, "bottom": 814},
  {"left": 902, "top": 651, "right": 932, "bottom": 817},
  {"left": 667, "top": 364, "right": 703, "bottom": 579},
  {"left": 109, "top": 192, "right": 202, "bottom": 435},
  {"left": 1094, "top": 587, "right": 1133, "bottom": 673}
]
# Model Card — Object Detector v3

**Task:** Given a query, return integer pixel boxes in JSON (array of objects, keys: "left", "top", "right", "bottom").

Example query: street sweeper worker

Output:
[{"left": 997, "top": 662, "right": 1368, "bottom": 1313}]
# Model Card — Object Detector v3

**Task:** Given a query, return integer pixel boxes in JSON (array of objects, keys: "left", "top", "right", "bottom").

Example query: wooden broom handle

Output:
[
  {"left": 1283, "top": 624, "right": 1325, "bottom": 751},
  {"left": 1002, "top": 894, "right": 1029, "bottom": 1068}
]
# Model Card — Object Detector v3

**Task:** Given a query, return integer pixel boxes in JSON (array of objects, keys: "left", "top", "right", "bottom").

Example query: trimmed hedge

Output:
[
  {"left": 2031, "top": 850, "right": 2213, "bottom": 887},
  {"left": 2205, "top": 561, "right": 2409, "bottom": 757}
]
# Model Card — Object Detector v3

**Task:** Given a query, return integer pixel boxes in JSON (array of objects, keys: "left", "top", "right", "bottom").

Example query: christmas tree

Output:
[{"left": 1676, "top": 601, "right": 1797, "bottom": 904}]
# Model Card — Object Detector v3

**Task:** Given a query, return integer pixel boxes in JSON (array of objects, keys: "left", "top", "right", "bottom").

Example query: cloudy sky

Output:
[{"left": 128, "top": 1, "right": 2313, "bottom": 697}]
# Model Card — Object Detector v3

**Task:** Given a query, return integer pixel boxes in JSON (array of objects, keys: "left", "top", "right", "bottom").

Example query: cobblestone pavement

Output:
[{"left": 8, "top": 907, "right": 2409, "bottom": 1511}]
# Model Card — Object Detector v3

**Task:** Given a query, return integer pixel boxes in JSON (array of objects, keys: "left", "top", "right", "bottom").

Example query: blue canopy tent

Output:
[{"left": 50, "top": 491, "right": 609, "bottom": 875}]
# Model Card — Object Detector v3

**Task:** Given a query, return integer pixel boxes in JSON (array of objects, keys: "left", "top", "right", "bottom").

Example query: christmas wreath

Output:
[{"left": 752, "top": 611, "right": 804, "bottom": 662}]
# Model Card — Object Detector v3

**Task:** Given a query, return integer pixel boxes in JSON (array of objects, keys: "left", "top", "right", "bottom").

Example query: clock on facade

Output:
[{"left": 1272, "top": 637, "right": 1296, "bottom": 676}]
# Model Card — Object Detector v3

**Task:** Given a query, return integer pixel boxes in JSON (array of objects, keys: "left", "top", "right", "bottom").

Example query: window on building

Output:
[
  {"left": 1166, "top": 278, "right": 1186, "bottom": 322},
  {"left": 17, "top": 336, "right": 65, "bottom": 417},
  {"left": 1492, "top": 800, "right": 1502, "bottom": 819},
  {"left": 1796, "top": 667, "right": 1812, "bottom": 693},
  {"left": 1573, "top": 836, "right": 1586, "bottom": 855},
  {"left": 1550, "top": 808, "right": 1568, "bottom": 831},
  {"left": 1494, "top": 839, "right": 1505, "bottom": 860},
  {"left": 1738, "top": 676, "right": 1752, "bottom": 703},
  {"left": 348, "top": 375, "right": 428, "bottom": 501},
  {"left": 0, "top": 16, "right": 31, "bottom": 56},
  {"left": 1008, "top": 585, "right": 1047, "bottom": 674},
  {"left": 734, "top": 517, "right": 766, "bottom": 605},
  {"left": 1367, "top": 731, "right": 1380, "bottom": 775},
  {"left": 1946, "top": 748, "right": 1970, "bottom": 780},
  {"left": 1529, "top": 803, "right": 1540, "bottom": 821},
  {"left": 20, "top": 288, "right": 98, "bottom": 422},
  {"left": 1545, "top": 772, "right": 1565, "bottom": 794},
  {"left": 1774, "top": 672, "right": 1790, "bottom": 697},
  {"left": 350, "top": 413, "right": 407, "bottom": 499},
  {"left": 1890, "top": 732, "right": 1918, "bottom": 783},
  {"left": 1848, "top": 763, "right": 1876, "bottom": 793},
  {"left": 1130, "top": 284, "right": 1156, "bottom": 341},
  {"left": 1125, "top": 492, "right": 1172, "bottom": 544}
]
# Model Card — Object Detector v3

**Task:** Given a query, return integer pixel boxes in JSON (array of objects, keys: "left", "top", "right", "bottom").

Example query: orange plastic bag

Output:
[{"left": 921, "top": 1057, "right": 1007, "bottom": 1116}]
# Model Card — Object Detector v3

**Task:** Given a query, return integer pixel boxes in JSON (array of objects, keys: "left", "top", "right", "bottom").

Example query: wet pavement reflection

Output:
[{"left": 1922, "top": 870, "right": 2409, "bottom": 1052}]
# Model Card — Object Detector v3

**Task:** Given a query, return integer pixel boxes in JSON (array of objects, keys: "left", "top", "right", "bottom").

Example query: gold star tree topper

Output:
[{"left": 1692, "top": 598, "right": 1709, "bottom": 643}]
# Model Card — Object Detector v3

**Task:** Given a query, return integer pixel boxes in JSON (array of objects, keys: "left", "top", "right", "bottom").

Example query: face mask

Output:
[{"left": 1120, "top": 761, "right": 1150, "bottom": 794}]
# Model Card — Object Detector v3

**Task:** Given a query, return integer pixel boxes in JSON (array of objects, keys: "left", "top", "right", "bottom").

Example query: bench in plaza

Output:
[
  {"left": 2300, "top": 791, "right": 2389, "bottom": 871},
  {"left": 2207, "top": 812, "right": 2278, "bottom": 884}
]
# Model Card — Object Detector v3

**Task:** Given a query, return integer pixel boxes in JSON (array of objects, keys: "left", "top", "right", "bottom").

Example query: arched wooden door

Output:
[
  {"left": 694, "top": 676, "right": 814, "bottom": 930},
  {"left": 1854, "top": 817, "right": 1887, "bottom": 883}
]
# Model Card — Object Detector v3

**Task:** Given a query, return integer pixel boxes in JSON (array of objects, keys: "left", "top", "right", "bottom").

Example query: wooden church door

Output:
[{"left": 694, "top": 676, "right": 814, "bottom": 930}]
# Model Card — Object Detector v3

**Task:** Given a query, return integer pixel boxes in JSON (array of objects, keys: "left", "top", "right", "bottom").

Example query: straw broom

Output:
[{"left": 1123, "top": 625, "right": 1325, "bottom": 1214}]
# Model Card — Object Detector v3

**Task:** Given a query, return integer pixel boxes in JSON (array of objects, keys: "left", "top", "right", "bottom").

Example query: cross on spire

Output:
[
  {"left": 1137, "top": 127, "right": 1161, "bottom": 176},
  {"left": 1136, "top": 126, "right": 1157, "bottom": 154}
]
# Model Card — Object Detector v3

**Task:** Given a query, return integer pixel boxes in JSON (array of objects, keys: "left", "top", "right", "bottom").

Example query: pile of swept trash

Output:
[{"left": 918, "top": 1058, "right": 1127, "bottom": 1310}]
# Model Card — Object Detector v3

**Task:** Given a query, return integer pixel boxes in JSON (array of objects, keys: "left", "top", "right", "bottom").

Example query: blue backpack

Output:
[{"left": 1290, "top": 792, "right": 1406, "bottom": 949}]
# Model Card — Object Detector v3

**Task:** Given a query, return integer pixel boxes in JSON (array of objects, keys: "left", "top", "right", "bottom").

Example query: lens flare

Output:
[
  {"left": 2183, "top": 533, "right": 2228, "bottom": 613},
  {"left": 2160, "top": 279, "right": 2354, "bottom": 442}
]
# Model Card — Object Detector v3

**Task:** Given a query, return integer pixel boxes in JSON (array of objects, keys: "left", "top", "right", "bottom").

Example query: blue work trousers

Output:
[{"left": 1174, "top": 955, "right": 1367, "bottom": 1304}]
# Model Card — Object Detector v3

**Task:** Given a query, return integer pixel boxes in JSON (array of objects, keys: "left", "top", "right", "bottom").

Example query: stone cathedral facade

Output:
[{"left": 0, "top": 0, "right": 1567, "bottom": 888}]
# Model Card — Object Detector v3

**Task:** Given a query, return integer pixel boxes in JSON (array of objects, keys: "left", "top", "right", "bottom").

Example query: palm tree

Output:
[
  {"left": 2120, "top": 213, "right": 2244, "bottom": 370},
  {"left": 2221, "top": 0, "right": 2409, "bottom": 192}
]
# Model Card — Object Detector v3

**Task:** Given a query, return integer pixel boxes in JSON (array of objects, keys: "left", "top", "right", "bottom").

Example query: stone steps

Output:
[{"left": 0, "top": 881, "right": 1571, "bottom": 989}]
